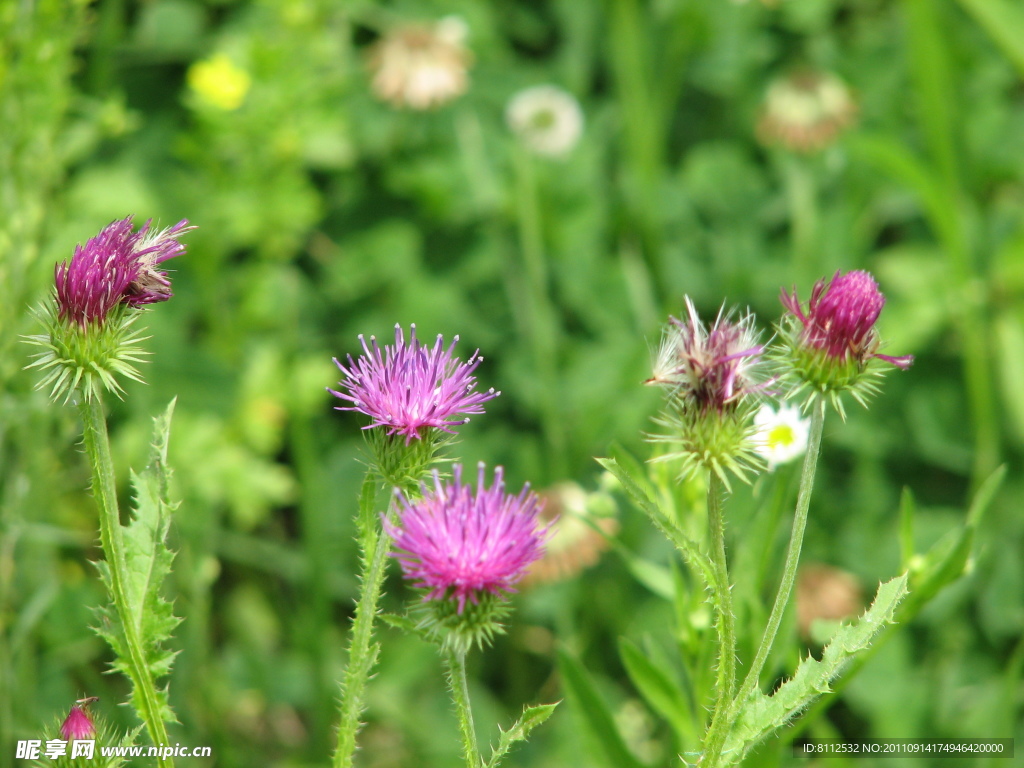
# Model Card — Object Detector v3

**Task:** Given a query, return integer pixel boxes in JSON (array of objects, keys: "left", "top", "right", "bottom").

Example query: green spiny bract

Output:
[
  {"left": 24, "top": 302, "right": 148, "bottom": 403},
  {"left": 414, "top": 589, "right": 512, "bottom": 655}
]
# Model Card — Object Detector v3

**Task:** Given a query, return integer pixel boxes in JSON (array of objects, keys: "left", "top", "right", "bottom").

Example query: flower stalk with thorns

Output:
[
  {"left": 24, "top": 217, "right": 192, "bottom": 764},
  {"left": 386, "top": 463, "right": 551, "bottom": 768},
  {"left": 645, "top": 296, "right": 773, "bottom": 767},
  {"left": 328, "top": 324, "right": 500, "bottom": 768},
  {"left": 701, "top": 270, "right": 911, "bottom": 768}
]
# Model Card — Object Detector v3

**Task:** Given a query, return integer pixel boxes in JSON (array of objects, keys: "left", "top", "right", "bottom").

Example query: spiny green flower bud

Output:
[
  {"left": 647, "top": 297, "right": 772, "bottom": 489},
  {"left": 776, "top": 270, "right": 913, "bottom": 417},
  {"left": 24, "top": 217, "right": 193, "bottom": 403}
]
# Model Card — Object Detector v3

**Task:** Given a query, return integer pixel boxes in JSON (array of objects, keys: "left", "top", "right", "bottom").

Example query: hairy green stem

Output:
[
  {"left": 333, "top": 473, "right": 391, "bottom": 768},
  {"left": 700, "top": 474, "right": 737, "bottom": 765},
  {"left": 445, "top": 647, "right": 482, "bottom": 768},
  {"left": 79, "top": 397, "right": 173, "bottom": 764},
  {"left": 730, "top": 401, "right": 826, "bottom": 719}
]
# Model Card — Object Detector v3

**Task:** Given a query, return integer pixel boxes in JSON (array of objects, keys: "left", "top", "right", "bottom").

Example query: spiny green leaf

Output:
[
  {"left": 598, "top": 453, "right": 716, "bottom": 592},
  {"left": 486, "top": 702, "right": 559, "bottom": 768},
  {"left": 722, "top": 574, "right": 909, "bottom": 765},
  {"left": 93, "top": 399, "right": 181, "bottom": 726}
]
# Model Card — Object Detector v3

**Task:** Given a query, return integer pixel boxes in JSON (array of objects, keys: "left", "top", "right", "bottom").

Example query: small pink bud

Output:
[
  {"left": 781, "top": 270, "right": 913, "bottom": 370},
  {"left": 60, "top": 701, "right": 97, "bottom": 740}
]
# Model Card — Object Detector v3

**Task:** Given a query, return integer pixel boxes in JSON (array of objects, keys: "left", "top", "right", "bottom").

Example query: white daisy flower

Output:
[
  {"left": 505, "top": 85, "right": 584, "bottom": 158},
  {"left": 753, "top": 403, "right": 810, "bottom": 469}
]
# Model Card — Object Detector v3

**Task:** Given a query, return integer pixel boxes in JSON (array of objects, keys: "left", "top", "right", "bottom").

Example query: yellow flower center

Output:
[{"left": 767, "top": 424, "right": 796, "bottom": 449}]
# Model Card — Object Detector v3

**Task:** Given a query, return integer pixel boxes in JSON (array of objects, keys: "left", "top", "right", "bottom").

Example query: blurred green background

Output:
[{"left": 2, "top": 0, "right": 1023, "bottom": 766}]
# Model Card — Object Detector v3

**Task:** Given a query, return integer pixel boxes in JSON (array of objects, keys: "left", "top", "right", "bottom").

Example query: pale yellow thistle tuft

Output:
[
  {"left": 367, "top": 17, "right": 472, "bottom": 110},
  {"left": 757, "top": 70, "right": 857, "bottom": 153}
]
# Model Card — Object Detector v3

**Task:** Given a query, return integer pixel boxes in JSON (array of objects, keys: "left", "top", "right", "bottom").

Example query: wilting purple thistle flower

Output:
[
  {"left": 647, "top": 298, "right": 771, "bottom": 486},
  {"left": 648, "top": 297, "right": 769, "bottom": 411},
  {"left": 781, "top": 270, "right": 913, "bottom": 370},
  {"left": 385, "top": 463, "right": 548, "bottom": 613},
  {"left": 60, "top": 702, "right": 96, "bottom": 740},
  {"left": 54, "top": 216, "right": 193, "bottom": 328},
  {"left": 329, "top": 324, "right": 500, "bottom": 443}
]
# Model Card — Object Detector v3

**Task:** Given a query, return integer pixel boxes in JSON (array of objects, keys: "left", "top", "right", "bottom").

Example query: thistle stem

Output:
[
  {"left": 730, "top": 400, "right": 826, "bottom": 722},
  {"left": 333, "top": 473, "right": 391, "bottom": 768},
  {"left": 699, "top": 473, "right": 737, "bottom": 766},
  {"left": 79, "top": 397, "right": 173, "bottom": 765},
  {"left": 445, "top": 647, "right": 482, "bottom": 768}
]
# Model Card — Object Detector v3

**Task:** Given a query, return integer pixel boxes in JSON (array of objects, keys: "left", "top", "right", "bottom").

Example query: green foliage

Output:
[
  {"left": 556, "top": 647, "right": 647, "bottom": 768},
  {"left": 486, "top": 702, "right": 559, "bottom": 768},
  {"left": 723, "top": 575, "right": 909, "bottom": 765},
  {"left": 955, "top": 0, "right": 1024, "bottom": 76},
  {"left": 597, "top": 453, "right": 717, "bottom": 593},
  {"left": 5, "top": 0, "right": 1024, "bottom": 765},
  {"left": 618, "top": 637, "right": 695, "bottom": 750},
  {"left": 94, "top": 401, "right": 181, "bottom": 727}
]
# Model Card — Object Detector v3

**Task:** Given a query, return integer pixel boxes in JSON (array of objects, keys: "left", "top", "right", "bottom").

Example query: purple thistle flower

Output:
[
  {"left": 60, "top": 703, "right": 96, "bottom": 740},
  {"left": 385, "top": 463, "right": 548, "bottom": 613},
  {"left": 781, "top": 270, "right": 913, "bottom": 370},
  {"left": 329, "top": 324, "right": 500, "bottom": 443},
  {"left": 54, "top": 216, "right": 193, "bottom": 327},
  {"left": 648, "top": 297, "right": 769, "bottom": 411}
]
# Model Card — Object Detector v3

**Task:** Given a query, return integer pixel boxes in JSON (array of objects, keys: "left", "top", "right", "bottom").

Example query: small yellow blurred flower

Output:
[{"left": 187, "top": 53, "right": 251, "bottom": 111}]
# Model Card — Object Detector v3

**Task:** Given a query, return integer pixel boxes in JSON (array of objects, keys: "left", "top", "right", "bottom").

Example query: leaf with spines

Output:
[
  {"left": 486, "top": 702, "right": 559, "bottom": 768},
  {"left": 597, "top": 452, "right": 717, "bottom": 594},
  {"left": 93, "top": 399, "right": 181, "bottom": 726},
  {"left": 721, "top": 574, "right": 909, "bottom": 765}
]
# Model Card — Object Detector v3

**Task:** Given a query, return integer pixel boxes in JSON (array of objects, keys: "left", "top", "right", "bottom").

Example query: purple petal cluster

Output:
[
  {"left": 385, "top": 463, "right": 548, "bottom": 612},
  {"left": 329, "top": 324, "right": 499, "bottom": 442},
  {"left": 648, "top": 297, "right": 768, "bottom": 411},
  {"left": 781, "top": 270, "right": 913, "bottom": 369},
  {"left": 55, "top": 217, "right": 193, "bottom": 327},
  {"left": 60, "top": 704, "right": 96, "bottom": 740}
]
